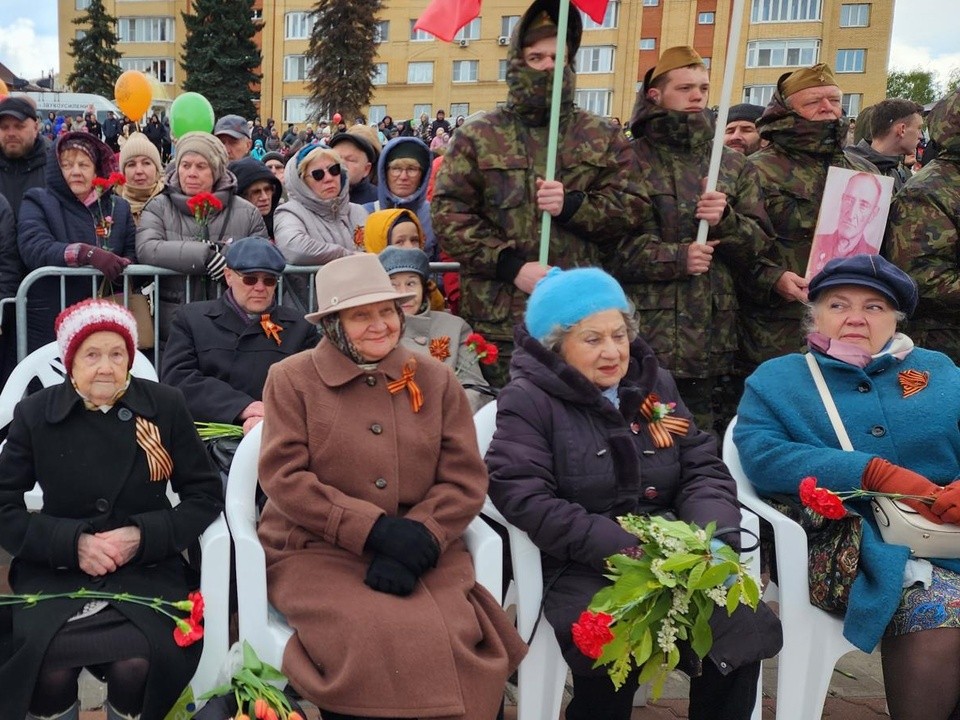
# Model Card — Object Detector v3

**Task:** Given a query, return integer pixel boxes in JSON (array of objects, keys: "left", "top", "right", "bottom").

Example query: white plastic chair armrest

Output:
[
  {"left": 190, "top": 513, "right": 230, "bottom": 695},
  {"left": 462, "top": 516, "right": 503, "bottom": 603}
]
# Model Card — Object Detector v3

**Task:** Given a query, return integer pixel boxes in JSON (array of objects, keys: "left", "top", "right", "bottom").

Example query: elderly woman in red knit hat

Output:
[{"left": 0, "top": 298, "right": 223, "bottom": 720}]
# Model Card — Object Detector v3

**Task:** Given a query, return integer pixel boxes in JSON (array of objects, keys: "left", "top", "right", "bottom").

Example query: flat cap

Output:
[
  {"left": 808, "top": 254, "right": 918, "bottom": 317},
  {"left": 225, "top": 236, "right": 287, "bottom": 275}
]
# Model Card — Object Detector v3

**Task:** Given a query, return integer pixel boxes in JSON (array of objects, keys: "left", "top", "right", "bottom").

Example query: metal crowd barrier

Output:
[{"left": 9, "top": 261, "right": 461, "bottom": 370}]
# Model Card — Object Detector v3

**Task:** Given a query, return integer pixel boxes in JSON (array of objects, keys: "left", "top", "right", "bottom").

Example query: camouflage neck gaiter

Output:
[{"left": 505, "top": 59, "right": 576, "bottom": 127}]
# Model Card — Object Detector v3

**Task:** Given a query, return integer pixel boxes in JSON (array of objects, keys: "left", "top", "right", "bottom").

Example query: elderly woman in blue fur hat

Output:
[
  {"left": 736, "top": 254, "right": 960, "bottom": 720},
  {"left": 486, "top": 267, "right": 782, "bottom": 720}
]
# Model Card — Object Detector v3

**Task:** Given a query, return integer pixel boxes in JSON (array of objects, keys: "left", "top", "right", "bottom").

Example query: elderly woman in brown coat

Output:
[{"left": 257, "top": 253, "right": 525, "bottom": 720}]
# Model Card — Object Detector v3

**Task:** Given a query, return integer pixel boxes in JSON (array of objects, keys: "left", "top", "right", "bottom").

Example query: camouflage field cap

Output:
[
  {"left": 779, "top": 63, "right": 839, "bottom": 97},
  {"left": 523, "top": 11, "right": 557, "bottom": 46},
  {"left": 650, "top": 46, "right": 704, "bottom": 84}
]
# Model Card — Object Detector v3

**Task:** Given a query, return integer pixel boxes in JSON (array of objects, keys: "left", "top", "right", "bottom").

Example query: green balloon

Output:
[{"left": 170, "top": 92, "right": 215, "bottom": 139}]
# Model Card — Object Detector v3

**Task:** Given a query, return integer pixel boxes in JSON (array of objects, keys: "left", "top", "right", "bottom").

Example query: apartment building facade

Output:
[{"left": 59, "top": 0, "right": 893, "bottom": 125}]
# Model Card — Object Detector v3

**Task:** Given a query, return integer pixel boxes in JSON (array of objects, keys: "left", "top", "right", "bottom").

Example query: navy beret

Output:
[
  {"left": 224, "top": 237, "right": 286, "bottom": 275},
  {"left": 808, "top": 255, "right": 918, "bottom": 317}
]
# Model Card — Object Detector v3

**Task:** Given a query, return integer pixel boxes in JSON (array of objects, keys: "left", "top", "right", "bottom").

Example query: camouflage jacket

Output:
[
  {"left": 610, "top": 99, "right": 775, "bottom": 379},
  {"left": 885, "top": 90, "right": 960, "bottom": 360},
  {"left": 431, "top": 2, "right": 646, "bottom": 343},
  {"left": 740, "top": 93, "right": 877, "bottom": 369}
]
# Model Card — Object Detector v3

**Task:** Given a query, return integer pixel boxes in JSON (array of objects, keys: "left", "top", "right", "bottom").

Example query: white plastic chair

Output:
[
  {"left": 0, "top": 341, "right": 230, "bottom": 697},
  {"left": 723, "top": 416, "right": 862, "bottom": 720},
  {"left": 225, "top": 421, "right": 504, "bottom": 679}
]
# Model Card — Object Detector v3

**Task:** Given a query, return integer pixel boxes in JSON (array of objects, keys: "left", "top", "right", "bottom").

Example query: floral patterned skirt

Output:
[{"left": 887, "top": 566, "right": 960, "bottom": 636}]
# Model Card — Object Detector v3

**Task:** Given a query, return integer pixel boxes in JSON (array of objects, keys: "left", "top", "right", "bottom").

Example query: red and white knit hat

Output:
[{"left": 55, "top": 299, "right": 138, "bottom": 374}]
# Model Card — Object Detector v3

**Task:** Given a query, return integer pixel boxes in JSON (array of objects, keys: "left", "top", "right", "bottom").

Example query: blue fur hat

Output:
[{"left": 525, "top": 267, "right": 630, "bottom": 342}]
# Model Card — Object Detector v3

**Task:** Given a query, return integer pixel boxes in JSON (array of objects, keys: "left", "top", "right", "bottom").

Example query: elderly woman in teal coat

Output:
[{"left": 735, "top": 255, "right": 960, "bottom": 720}]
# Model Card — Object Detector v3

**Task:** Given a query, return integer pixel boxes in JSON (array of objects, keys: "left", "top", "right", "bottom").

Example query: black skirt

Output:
[{"left": 42, "top": 606, "right": 151, "bottom": 670}]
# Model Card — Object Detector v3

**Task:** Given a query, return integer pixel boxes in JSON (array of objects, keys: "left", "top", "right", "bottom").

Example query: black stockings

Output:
[
  {"left": 30, "top": 658, "right": 149, "bottom": 717},
  {"left": 882, "top": 628, "right": 960, "bottom": 720}
]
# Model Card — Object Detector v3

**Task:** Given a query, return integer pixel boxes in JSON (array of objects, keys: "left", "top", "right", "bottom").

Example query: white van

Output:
[{"left": 18, "top": 92, "right": 122, "bottom": 125}]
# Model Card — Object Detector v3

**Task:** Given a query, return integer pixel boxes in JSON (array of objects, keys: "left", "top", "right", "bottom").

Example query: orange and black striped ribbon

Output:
[
  {"left": 638, "top": 393, "right": 691, "bottom": 449},
  {"left": 135, "top": 416, "right": 174, "bottom": 482},
  {"left": 387, "top": 358, "right": 424, "bottom": 413},
  {"left": 429, "top": 336, "right": 451, "bottom": 362},
  {"left": 898, "top": 369, "right": 929, "bottom": 398},
  {"left": 260, "top": 314, "right": 283, "bottom": 345}
]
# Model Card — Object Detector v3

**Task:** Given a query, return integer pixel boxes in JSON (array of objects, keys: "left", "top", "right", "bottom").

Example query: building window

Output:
[
  {"left": 639, "top": 38, "right": 656, "bottom": 50},
  {"left": 642, "top": 0, "right": 659, "bottom": 5},
  {"left": 576, "top": 46, "right": 615, "bottom": 73},
  {"left": 252, "top": 9, "right": 263, "bottom": 21},
  {"left": 836, "top": 48, "right": 865, "bottom": 72},
  {"left": 454, "top": 18, "right": 481, "bottom": 41},
  {"left": 284, "top": 55, "right": 313, "bottom": 82},
  {"left": 368, "top": 105, "right": 387, "bottom": 124},
  {"left": 703, "top": 57, "right": 712, "bottom": 68},
  {"left": 285, "top": 12, "right": 315, "bottom": 39},
  {"left": 407, "top": 62, "right": 434, "bottom": 84},
  {"left": 842, "top": 93, "right": 863, "bottom": 116},
  {"left": 500, "top": 15, "right": 519, "bottom": 38},
  {"left": 840, "top": 3, "right": 870, "bottom": 27},
  {"left": 283, "top": 98, "right": 311, "bottom": 124},
  {"left": 743, "top": 85, "right": 776, "bottom": 105},
  {"left": 372, "top": 63, "right": 387, "bottom": 85},
  {"left": 452, "top": 60, "right": 479, "bottom": 82},
  {"left": 746, "top": 39, "right": 820, "bottom": 68},
  {"left": 413, "top": 104, "right": 432, "bottom": 120},
  {"left": 119, "top": 57, "right": 175, "bottom": 84},
  {"left": 498, "top": 59, "right": 509, "bottom": 81},
  {"left": 410, "top": 21, "right": 434, "bottom": 41},
  {"left": 374, "top": 20, "right": 389, "bottom": 43},
  {"left": 450, "top": 103, "right": 469, "bottom": 118},
  {"left": 750, "top": 0, "right": 822, "bottom": 22},
  {"left": 76, "top": 0, "right": 91, "bottom": 9},
  {"left": 582, "top": 0, "right": 619, "bottom": 29},
  {"left": 698, "top": 12, "right": 715, "bottom": 24},
  {"left": 117, "top": 17, "right": 175, "bottom": 43},
  {"left": 575, "top": 89, "right": 612, "bottom": 116}
]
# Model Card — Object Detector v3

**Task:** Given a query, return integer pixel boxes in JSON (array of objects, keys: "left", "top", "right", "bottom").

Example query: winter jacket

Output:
[
  {"left": 431, "top": 1, "right": 646, "bottom": 347},
  {"left": 0, "top": 135, "right": 49, "bottom": 219},
  {"left": 845, "top": 139, "right": 910, "bottom": 192},
  {"left": 0, "top": 378, "right": 223, "bottom": 720},
  {"left": 735, "top": 345, "right": 960, "bottom": 651},
  {"left": 615, "top": 98, "right": 774, "bottom": 379},
  {"left": 487, "top": 324, "right": 781, "bottom": 676},
  {"left": 136, "top": 166, "right": 267, "bottom": 340},
  {"left": 229, "top": 157, "right": 282, "bottom": 239},
  {"left": 885, "top": 89, "right": 960, "bottom": 361},
  {"left": 739, "top": 92, "right": 879, "bottom": 371},
  {"left": 18, "top": 153, "right": 137, "bottom": 350},
  {"left": 160, "top": 294, "right": 319, "bottom": 424}
]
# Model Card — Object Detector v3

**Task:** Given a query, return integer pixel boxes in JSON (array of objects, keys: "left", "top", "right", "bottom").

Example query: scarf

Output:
[
  {"left": 806, "top": 331, "right": 915, "bottom": 368},
  {"left": 121, "top": 179, "right": 165, "bottom": 221}
]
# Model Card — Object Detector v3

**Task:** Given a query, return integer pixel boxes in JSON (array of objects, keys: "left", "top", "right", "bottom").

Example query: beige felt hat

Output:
[{"left": 305, "top": 253, "right": 418, "bottom": 324}]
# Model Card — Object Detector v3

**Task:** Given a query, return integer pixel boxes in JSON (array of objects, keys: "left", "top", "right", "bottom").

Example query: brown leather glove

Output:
[
  {"left": 861, "top": 457, "right": 942, "bottom": 524},
  {"left": 931, "top": 481, "right": 960, "bottom": 525}
]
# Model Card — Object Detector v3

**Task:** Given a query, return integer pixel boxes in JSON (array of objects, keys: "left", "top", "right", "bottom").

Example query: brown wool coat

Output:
[{"left": 257, "top": 339, "right": 526, "bottom": 718}]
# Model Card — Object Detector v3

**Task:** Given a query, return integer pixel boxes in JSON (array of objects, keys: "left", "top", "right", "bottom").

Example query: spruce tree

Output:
[
  {"left": 306, "top": 0, "right": 380, "bottom": 122},
  {"left": 67, "top": 0, "right": 122, "bottom": 96},
  {"left": 181, "top": 0, "right": 261, "bottom": 119}
]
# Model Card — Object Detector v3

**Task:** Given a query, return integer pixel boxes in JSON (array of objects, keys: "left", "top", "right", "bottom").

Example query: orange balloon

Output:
[
  {"left": 114, "top": 70, "right": 152, "bottom": 119},
  {"left": 0, "top": 79, "right": 8, "bottom": 97}
]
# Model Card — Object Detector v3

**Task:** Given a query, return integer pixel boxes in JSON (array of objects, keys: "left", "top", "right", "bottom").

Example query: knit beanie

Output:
[
  {"left": 379, "top": 246, "right": 431, "bottom": 280},
  {"left": 727, "top": 103, "right": 765, "bottom": 125},
  {"left": 525, "top": 267, "right": 630, "bottom": 342},
  {"left": 362, "top": 208, "right": 425, "bottom": 253},
  {"left": 55, "top": 298, "right": 138, "bottom": 375},
  {"left": 120, "top": 131, "right": 162, "bottom": 174},
  {"left": 175, "top": 131, "right": 228, "bottom": 182},
  {"left": 262, "top": 151, "right": 285, "bottom": 165},
  {"left": 383, "top": 138, "right": 430, "bottom": 173}
]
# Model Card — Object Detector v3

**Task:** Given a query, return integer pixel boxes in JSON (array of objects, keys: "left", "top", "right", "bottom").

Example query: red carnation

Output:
[
  {"left": 798, "top": 476, "right": 848, "bottom": 520},
  {"left": 91, "top": 177, "right": 111, "bottom": 190},
  {"left": 482, "top": 342, "right": 499, "bottom": 365},
  {"left": 571, "top": 610, "right": 614, "bottom": 660},
  {"left": 188, "top": 590, "right": 204, "bottom": 624},
  {"left": 173, "top": 618, "right": 204, "bottom": 647},
  {"left": 466, "top": 332, "right": 484, "bottom": 346},
  {"left": 108, "top": 172, "right": 126, "bottom": 186}
]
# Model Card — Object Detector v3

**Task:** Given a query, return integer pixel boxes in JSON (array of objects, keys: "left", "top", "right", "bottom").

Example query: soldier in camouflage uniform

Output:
[
  {"left": 611, "top": 46, "right": 775, "bottom": 435},
  {"left": 885, "top": 89, "right": 960, "bottom": 360},
  {"left": 740, "top": 63, "right": 878, "bottom": 372},
  {"left": 431, "top": 0, "right": 645, "bottom": 387}
]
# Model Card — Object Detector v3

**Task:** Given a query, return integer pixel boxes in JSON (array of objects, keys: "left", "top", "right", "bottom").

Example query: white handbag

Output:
[{"left": 806, "top": 353, "right": 960, "bottom": 559}]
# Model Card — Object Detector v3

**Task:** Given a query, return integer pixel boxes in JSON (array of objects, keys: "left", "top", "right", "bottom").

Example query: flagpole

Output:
[
  {"left": 537, "top": 0, "right": 571, "bottom": 266},
  {"left": 695, "top": 0, "right": 746, "bottom": 245}
]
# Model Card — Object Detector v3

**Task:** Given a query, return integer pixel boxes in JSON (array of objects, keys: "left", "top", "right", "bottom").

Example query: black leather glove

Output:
[
  {"left": 364, "top": 515, "right": 440, "bottom": 576},
  {"left": 206, "top": 245, "right": 227, "bottom": 282},
  {"left": 364, "top": 554, "right": 417, "bottom": 596},
  {"left": 79, "top": 246, "right": 131, "bottom": 283}
]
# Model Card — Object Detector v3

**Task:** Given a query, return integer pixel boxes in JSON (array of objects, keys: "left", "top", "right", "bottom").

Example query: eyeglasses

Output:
[
  {"left": 388, "top": 165, "right": 423, "bottom": 178},
  {"left": 239, "top": 273, "right": 278, "bottom": 287},
  {"left": 309, "top": 164, "right": 342, "bottom": 182}
]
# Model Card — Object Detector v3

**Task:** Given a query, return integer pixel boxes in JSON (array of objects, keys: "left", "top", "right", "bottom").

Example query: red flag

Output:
[{"left": 414, "top": 0, "right": 609, "bottom": 44}]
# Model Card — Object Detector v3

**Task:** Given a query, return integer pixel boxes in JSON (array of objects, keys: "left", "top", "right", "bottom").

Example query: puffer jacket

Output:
[
  {"left": 885, "top": 89, "right": 960, "bottom": 361},
  {"left": 431, "top": 0, "right": 646, "bottom": 344},
  {"left": 135, "top": 165, "right": 267, "bottom": 339},
  {"left": 615, "top": 97, "right": 774, "bottom": 378},
  {"left": 487, "top": 324, "right": 781, "bottom": 676},
  {"left": 739, "top": 91, "right": 878, "bottom": 370}
]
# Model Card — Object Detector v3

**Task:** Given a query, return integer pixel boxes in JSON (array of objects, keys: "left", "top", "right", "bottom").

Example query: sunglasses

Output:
[
  {"left": 239, "top": 273, "right": 278, "bottom": 287},
  {"left": 309, "top": 164, "right": 342, "bottom": 182}
]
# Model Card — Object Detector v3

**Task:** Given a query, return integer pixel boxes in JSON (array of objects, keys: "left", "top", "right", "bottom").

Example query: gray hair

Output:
[
  {"left": 802, "top": 296, "right": 907, "bottom": 336},
  {"left": 540, "top": 310, "right": 639, "bottom": 353}
]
